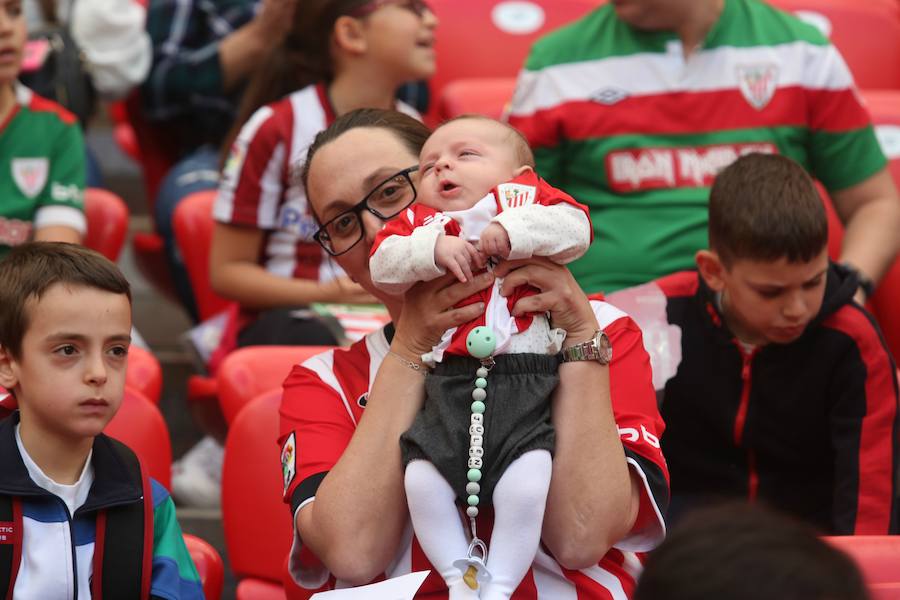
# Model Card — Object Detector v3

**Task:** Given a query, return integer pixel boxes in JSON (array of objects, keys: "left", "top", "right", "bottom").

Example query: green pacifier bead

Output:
[
  {"left": 467, "top": 495, "right": 480, "bottom": 506},
  {"left": 471, "top": 400, "right": 486, "bottom": 414},
  {"left": 467, "top": 468, "right": 482, "bottom": 482},
  {"left": 466, "top": 326, "right": 496, "bottom": 359},
  {"left": 475, "top": 377, "right": 487, "bottom": 389}
]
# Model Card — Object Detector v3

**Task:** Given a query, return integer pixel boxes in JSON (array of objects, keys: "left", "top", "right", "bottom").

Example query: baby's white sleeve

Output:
[
  {"left": 370, "top": 222, "right": 447, "bottom": 295},
  {"left": 493, "top": 203, "right": 591, "bottom": 264}
]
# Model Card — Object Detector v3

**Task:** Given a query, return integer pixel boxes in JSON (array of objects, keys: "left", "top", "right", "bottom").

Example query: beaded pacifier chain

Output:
[{"left": 451, "top": 326, "right": 497, "bottom": 591}]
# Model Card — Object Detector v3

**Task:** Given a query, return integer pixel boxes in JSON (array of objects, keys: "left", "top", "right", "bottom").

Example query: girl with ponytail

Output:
[{"left": 208, "top": 0, "right": 437, "bottom": 351}]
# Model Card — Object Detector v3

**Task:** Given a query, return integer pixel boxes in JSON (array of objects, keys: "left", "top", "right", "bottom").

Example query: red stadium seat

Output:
[
  {"left": 222, "top": 389, "right": 292, "bottom": 595},
  {"left": 125, "top": 345, "right": 163, "bottom": 405},
  {"left": 437, "top": 77, "right": 518, "bottom": 121},
  {"left": 426, "top": 0, "right": 599, "bottom": 123},
  {"left": 84, "top": 188, "right": 129, "bottom": 262},
  {"left": 825, "top": 535, "right": 900, "bottom": 599},
  {"left": 217, "top": 345, "right": 334, "bottom": 424},
  {"left": 172, "top": 190, "right": 234, "bottom": 322},
  {"left": 238, "top": 578, "right": 288, "bottom": 600},
  {"left": 184, "top": 533, "right": 225, "bottom": 600},
  {"left": 768, "top": 0, "right": 900, "bottom": 89},
  {"left": 104, "top": 387, "right": 173, "bottom": 489},
  {"left": 858, "top": 90, "right": 900, "bottom": 362}
]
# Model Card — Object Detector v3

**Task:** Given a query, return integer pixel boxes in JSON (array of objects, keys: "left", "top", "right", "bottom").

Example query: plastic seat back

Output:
[
  {"left": 126, "top": 345, "right": 163, "bottom": 405},
  {"left": 825, "top": 535, "right": 900, "bottom": 596},
  {"left": 858, "top": 90, "right": 900, "bottom": 362},
  {"left": 172, "top": 189, "right": 234, "bottom": 321},
  {"left": 769, "top": 0, "right": 900, "bottom": 89},
  {"left": 104, "top": 387, "right": 173, "bottom": 489},
  {"left": 437, "top": 77, "right": 518, "bottom": 121},
  {"left": 183, "top": 533, "right": 225, "bottom": 600},
  {"left": 217, "top": 346, "right": 335, "bottom": 424},
  {"left": 83, "top": 188, "right": 129, "bottom": 262},
  {"left": 222, "top": 389, "right": 292, "bottom": 582},
  {"left": 427, "top": 0, "right": 599, "bottom": 122}
]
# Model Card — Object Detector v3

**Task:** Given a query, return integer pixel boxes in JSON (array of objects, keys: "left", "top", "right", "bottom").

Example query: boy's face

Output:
[
  {"left": 418, "top": 119, "right": 525, "bottom": 212},
  {"left": 699, "top": 248, "right": 829, "bottom": 346},
  {"left": 0, "top": 283, "right": 132, "bottom": 441},
  {"left": 0, "top": 0, "right": 26, "bottom": 86}
]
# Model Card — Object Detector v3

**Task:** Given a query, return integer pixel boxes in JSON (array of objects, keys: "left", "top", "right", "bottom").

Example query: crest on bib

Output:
[
  {"left": 496, "top": 183, "right": 536, "bottom": 211},
  {"left": 12, "top": 158, "right": 49, "bottom": 199},
  {"left": 736, "top": 64, "right": 778, "bottom": 110}
]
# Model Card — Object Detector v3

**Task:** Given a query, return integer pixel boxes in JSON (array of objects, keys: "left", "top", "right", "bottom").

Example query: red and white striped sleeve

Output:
[
  {"left": 214, "top": 98, "right": 294, "bottom": 229},
  {"left": 591, "top": 297, "right": 670, "bottom": 550}
]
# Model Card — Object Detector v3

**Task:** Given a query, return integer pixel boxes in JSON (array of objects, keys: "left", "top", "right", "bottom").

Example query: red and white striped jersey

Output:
[
  {"left": 279, "top": 297, "right": 669, "bottom": 599},
  {"left": 213, "top": 82, "right": 419, "bottom": 282}
]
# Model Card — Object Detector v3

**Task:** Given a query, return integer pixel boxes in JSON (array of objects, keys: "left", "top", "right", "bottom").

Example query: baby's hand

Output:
[
  {"left": 435, "top": 235, "right": 483, "bottom": 283},
  {"left": 480, "top": 223, "right": 511, "bottom": 259}
]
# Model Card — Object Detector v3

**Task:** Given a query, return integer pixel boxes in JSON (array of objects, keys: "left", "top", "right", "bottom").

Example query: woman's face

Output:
[
  {"left": 0, "top": 0, "right": 26, "bottom": 86},
  {"left": 307, "top": 126, "right": 421, "bottom": 299}
]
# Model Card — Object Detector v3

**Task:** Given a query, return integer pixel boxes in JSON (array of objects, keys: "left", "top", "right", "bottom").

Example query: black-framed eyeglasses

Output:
[
  {"left": 313, "top": 166, "right": 419, "bottom": 256},
  {"left": 349, "top": 0, "right": 432, "bottom": 18}
]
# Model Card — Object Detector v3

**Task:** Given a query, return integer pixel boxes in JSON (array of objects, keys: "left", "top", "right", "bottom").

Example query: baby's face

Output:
[{"left": 418, "top": 119, "right": 522, "bottom": 212}]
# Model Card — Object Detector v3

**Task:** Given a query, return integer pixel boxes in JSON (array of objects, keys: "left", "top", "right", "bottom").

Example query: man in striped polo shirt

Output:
[{"left": 508, "top": 0, "right": 900, "bottom": 297}]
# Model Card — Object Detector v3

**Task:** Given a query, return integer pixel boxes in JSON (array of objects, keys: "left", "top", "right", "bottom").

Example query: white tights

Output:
[{"left": 405, "top": 450, "right": 552, "bottom": 600}]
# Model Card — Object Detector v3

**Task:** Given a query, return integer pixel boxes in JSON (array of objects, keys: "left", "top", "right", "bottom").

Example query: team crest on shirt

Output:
[
  {"left": 496, "top": 183, "right": 536, "bottom": 211},
  {"left": 281, "top": 432, "right": 297, "bottom": 494},
  {"left": 11, "top": 158, "right": 49, "bottom": 199},
  {"left": 736, "top": 64, "right": 779, "bottom": 110}
]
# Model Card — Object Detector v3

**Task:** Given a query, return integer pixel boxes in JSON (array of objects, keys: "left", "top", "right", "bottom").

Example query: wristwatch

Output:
[{"left": 560, "top": 330, "right": 612, "bottom": 365}]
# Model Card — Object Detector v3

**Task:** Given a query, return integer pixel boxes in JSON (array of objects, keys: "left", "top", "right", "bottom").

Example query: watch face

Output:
[{"left": 596, "top": 331, "right": 612, "bottom": 364}]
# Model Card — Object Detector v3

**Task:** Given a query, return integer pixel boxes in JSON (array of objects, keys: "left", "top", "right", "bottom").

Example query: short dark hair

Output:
[
  {"left": 634, "top": 504, "right": 870, "bottom": 600},
  {"left": 0, "top": 243, "right": 132, "bottom": 358},
  {"left": 300, "top": 108, "right": 432, "bottom": 217},
  {"left": 709, "top": 153, "right": 827, "bottom": 267},
  {"left": 437, "top": 114, "right": 535, "bottom": 168}
]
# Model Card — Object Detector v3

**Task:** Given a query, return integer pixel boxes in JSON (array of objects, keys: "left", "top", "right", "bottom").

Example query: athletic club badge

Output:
[
  {"left": 281, "top": 432, "right": 297, "bottom": 494},
  {"left": 737, "top": 64, "right": 778, "bottom": 110},
  {"left": 11, "top": 158, "right": 49, "bottom": 199},
  {"left": 496, "top": 183, "right": 536, "bottom": 211}
]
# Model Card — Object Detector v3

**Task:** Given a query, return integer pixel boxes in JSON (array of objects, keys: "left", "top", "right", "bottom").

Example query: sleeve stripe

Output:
[
  {"left": 824, "top": 305, "right": 899, "bottom": 533},
  {"left": 290, "top": 471, "right": 328, "bottom": 515}
]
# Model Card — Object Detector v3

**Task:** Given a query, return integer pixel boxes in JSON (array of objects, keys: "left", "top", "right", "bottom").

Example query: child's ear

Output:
[
  {"left": 0, "top": 345, "right": 19, "bottom": 391},
  {"left": 513, "top": 165, "right": 534, "bottom": 177},
  {"left": 332, "top": 15, "right": 368, "bottom": 56},
  {"left": 696, "top": 249, "right": 727, "bottom": 292}
]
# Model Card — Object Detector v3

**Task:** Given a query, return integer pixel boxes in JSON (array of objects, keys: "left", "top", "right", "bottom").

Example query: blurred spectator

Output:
[
  {"left": 142, "top": 0, "right": 297, "bottom": 321},
  {"left": 24, "top": 0, "right": 150, "bottom": 185},
  {"left": 1, "top": 0, "right": 84, "bottom": 257},
  {"left": 508, "top": 0, "right": 900, "bottom": 299},
  {"left": 25, "top": 0, "right": 151, "bottom": 100},
  {"left": 634, "top": 503, "right": 871, "bottom": 600}
]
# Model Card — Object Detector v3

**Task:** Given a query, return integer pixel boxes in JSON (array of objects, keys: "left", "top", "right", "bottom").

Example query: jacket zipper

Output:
[
  {"left": 62, "top": 502, "right": 79, "bottom": 600},
  {"left": 733, "top": 343, "right": 759, "bottom": 501}
]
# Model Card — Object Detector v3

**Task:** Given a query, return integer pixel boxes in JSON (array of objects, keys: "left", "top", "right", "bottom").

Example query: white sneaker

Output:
[{"left": 171, "top": 436, "right": 224, "bottom": 508}]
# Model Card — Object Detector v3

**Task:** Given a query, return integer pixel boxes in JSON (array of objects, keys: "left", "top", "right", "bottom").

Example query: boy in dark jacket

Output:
[
  {"left": 655, "top": 153, "right": 899, "bottom": 534},
  {"left": 0, "top": 242, "right": 203, "bottom": 598}
]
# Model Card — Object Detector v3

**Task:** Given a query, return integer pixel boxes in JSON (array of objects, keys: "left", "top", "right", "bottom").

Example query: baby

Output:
[{"left": 370, "top": 115, "right": 591, "bottom": 600}]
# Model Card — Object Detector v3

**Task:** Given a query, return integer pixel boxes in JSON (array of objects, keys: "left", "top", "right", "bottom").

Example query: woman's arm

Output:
[
  {"left": 494, "top": 258, "right": 642, "bottom": 568},
  {"left": 209, "top": 222, "right": 375, "bottom": 308},
  {"left": 296, "top": 271, "right": 495, "bottom": 583},
  {"left": 33, "top": 225, "right": 82, "bottom": 244}
]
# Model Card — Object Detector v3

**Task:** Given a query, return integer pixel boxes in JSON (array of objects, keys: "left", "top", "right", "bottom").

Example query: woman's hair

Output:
[
  {"left": 220, "top": 0, "right": 371, "bottom": 165},
  {"left": 634, "top": 504, "right": 871, "bottom": 600},
  {"left": 300, "top": 108, "right": 431, "bottom": 219}
]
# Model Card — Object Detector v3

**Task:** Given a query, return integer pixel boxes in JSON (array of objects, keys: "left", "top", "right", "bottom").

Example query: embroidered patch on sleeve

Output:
[
  {"left": 496, "top": 183, "right": 536, "bottom": 210},
  {"left": 281, "top": 432, "right": 297, "bottom": 495}
]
